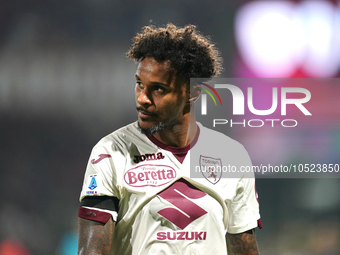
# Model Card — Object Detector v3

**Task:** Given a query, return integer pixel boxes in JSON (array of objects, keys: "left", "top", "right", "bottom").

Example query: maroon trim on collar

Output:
[{"left": 147, "top": 125, "right": 200, "bottom": 163}]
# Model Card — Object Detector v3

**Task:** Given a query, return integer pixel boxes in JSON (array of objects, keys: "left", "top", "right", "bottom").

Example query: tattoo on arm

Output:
[
  {"left": 78, "top": 217, "right": 115, "bottom": 255},
  {"left": 226, "top": 229, "right": 259, "bottom": 255}
]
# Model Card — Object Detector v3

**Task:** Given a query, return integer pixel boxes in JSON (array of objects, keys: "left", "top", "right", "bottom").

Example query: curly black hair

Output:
[{"left": 126, "top": 23, "right": 223, "bottom": 83}]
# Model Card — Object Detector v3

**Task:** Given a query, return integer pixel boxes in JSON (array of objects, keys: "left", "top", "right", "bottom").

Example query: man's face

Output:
[{"left": 135, "top": 57, "right": 189, "bottom": 135}]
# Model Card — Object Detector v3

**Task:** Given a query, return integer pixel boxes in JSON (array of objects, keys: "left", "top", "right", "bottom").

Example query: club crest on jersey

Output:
[
  {"left": 199, "top": 156, "right": 222, "bottom": 184},
  {"left": 124, "top": 164, "right": 176, "bottom": 187},
  {"left": 133, "top": 152, "right": 165, "bottom": 164}
]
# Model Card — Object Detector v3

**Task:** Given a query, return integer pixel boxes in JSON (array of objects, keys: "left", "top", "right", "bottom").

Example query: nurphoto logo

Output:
[{"left": 194, "top": 78, "right": 312, "bottom": 128}]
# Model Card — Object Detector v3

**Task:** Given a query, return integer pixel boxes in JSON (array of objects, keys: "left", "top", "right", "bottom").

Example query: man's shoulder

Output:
[
  {"left": 94, "top": 121, "right": 148, "bottom": 149},
  {"left": 197, "top": 122, "right": 245, "bottom": 149},
  {"left": 196, "top": 123, "right": 252, "bottom": 170},
  {"left": 103, "top": 121, "right": 139, "bottom": 139}
]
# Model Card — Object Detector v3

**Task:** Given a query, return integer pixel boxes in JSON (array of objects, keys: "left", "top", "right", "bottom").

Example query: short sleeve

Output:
[
  {"left": 226, "top": 176, "right": 261, "bottom": 234},
  {"left": 79, "top": 144, "right": 121, "bottom": 202}
]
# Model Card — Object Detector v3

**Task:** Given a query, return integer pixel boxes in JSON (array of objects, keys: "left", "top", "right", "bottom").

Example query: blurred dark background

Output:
[{"left": 0, "top": 1, "right": 339, "bottom": 254}]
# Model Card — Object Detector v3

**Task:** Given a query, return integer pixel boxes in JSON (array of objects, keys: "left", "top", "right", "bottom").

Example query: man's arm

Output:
[
  {"left": 226, "top": 229, "right": 259, "bottom": 255},
  {"left": 78, "top": 217, "right": 115, "bottom": 255}
]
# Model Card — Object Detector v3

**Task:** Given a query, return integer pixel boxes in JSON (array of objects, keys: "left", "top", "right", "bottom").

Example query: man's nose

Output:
[{"left": 136, "top": 88, "right": 152, "bottom": 106}]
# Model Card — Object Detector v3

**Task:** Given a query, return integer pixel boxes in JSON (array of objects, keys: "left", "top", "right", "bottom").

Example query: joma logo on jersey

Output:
[
  {"left": 157, "top": 180, "right": 207, "bottom": 229},
  {"left": 91, "top": 154, "right": 111, "bottom": 164},
  {"left": 124, "top": 164, "right": 176, "bottom": 187},
  {"left": 133, "top": 152, "right": 165, "bottom": 163}
]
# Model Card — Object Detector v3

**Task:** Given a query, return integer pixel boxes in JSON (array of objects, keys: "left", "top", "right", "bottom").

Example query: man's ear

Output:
[{"left": 188, "top": 83, "right": 201, "bottom": 104}]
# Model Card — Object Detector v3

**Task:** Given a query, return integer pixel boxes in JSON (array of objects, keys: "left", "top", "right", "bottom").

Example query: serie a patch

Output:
[{"left": 86, "top": 174, "right": 101, "bottom": 195}]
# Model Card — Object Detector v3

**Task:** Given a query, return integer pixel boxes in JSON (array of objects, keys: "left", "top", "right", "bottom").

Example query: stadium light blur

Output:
[{"left": 235, "top": 0, "right": 340, "bottom": 78}]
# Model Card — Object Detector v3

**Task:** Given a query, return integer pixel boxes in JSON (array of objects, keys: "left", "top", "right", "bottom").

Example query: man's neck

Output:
[{"left": 152, "top": 112, "right": 197, "bottom": 148}]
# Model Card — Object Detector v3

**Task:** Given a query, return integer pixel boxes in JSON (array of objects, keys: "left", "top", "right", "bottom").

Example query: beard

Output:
[
  {"left": 137, "top": 121, "right": 166, "bottom": 136},
  {"left": 137, "top": 115, "right": 180, "bottom": 136}
]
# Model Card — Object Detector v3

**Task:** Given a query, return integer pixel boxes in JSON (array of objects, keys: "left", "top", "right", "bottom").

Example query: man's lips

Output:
[{"left": 136, "top": 107, "right": 157, "bottom": 118}]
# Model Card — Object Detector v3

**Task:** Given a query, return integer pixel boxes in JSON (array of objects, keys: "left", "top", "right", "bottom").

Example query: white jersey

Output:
[{"left": 79, "top": 122, "right": 260, "bottom": 255}]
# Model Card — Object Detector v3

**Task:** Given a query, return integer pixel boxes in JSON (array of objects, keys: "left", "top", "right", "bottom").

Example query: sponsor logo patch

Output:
[
  {"left": 157, "top": 180, "right": 207, "bottom": 229},
  {"left": 157, "top": 231, "right": 207, "bottom": 240},
  {"left": 124, "top": 164, "right": 176, "bottom": 187},
  {"left": 86, "top": 174, "right": 100, "bottom": 195},
  {"left": 88, "top": 175, "right": 98, "bottom": 190}
]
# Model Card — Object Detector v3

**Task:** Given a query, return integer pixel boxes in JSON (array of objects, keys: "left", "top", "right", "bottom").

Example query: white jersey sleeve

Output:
[
  {"left": 226, "top": 176, "right": 260, "bottom": 234},
  {"left": 79, "top": 138, "right": 123, "bottom": 207},
  {"left": 221, "top": 141, "right": 260, "bottom": 234}
]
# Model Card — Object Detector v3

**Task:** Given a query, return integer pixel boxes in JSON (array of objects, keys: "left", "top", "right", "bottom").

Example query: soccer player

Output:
[{"left": 78, "top": 23, "right": 261, "bottom": 255}]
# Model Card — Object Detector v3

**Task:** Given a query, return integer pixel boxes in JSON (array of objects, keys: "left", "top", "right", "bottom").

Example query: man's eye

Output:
[
  {"left": 154, "top": 86, "right": 164, "bottom": 92},
  {"left": 136, "top": 81, "right": 143, "bottom": 88}
]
